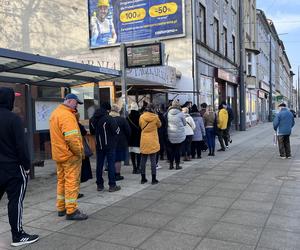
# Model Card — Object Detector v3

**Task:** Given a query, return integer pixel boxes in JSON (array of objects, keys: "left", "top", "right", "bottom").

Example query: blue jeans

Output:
[
  {"left": 96, "top": 148, "right": 116, "bottom": 188},
  {"left": 206, "top": 128, "right": 216, "bottom": 152}
]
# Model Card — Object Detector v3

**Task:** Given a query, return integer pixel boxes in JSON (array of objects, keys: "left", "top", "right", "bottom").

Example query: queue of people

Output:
[{"left": 0, "top": 88, "right": 236, "bottom": 247}]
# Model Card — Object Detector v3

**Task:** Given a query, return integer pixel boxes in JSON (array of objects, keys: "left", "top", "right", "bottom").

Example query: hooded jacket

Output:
[
  {"left": 0, "top": 87, "right": 30, "bottom": 170},
  {"left": 139, "top": 111, "right": 161, "bottom": 154},
  {"left": 167, "top": 107, "right": 186, "bottom": 144},
  {"left": 110, "top": 110, "right": 131, "bottom": 150},
  {"left": 89, "top": 108, "right": 119, "bottom": 150}
]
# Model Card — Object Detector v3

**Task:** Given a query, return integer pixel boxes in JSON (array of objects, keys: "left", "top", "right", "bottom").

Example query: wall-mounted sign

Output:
[
  {"left": 88, "top": 0, "right": 185, "bottom": 48},
  {"left": 125, "top": 43, "right": 163, "bottom": 68},
  {"left": 216, "top": 69, "right": 238, "bottom": 84}
]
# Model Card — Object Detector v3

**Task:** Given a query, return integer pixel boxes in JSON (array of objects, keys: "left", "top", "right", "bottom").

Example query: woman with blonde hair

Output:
[{"left": 203, "top": 105, "right": 217, "bottom": 156}]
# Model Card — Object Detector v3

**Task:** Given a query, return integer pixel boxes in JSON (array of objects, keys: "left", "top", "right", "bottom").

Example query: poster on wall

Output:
[
  {"left": 34, "top": 101, "right": 61, "bottom": 131},
  {"left": 88, "top": 0, "right": 185, "bottom": 48}
]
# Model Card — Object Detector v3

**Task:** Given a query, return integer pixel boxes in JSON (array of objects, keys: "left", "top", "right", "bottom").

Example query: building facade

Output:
[{"left": 196, "top": 0, "right": 240, "bottom": 127}]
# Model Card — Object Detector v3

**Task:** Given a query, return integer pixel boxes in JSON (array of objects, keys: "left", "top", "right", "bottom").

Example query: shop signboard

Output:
[
  {"left": 88, "top": 0, "right": 185, "bottom": 48},
  {"left": 125, "top": 43, "right": 163, "bottom": 68}
]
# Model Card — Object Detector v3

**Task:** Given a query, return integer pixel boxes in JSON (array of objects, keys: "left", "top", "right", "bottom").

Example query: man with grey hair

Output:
[{"left": 273, "top": 103, "right": 295, "bottom": 159}]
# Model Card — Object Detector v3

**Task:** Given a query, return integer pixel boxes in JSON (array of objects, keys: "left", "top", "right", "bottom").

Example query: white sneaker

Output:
[{"left": 156, "top": 164, "right": 162, "bottom": 170}]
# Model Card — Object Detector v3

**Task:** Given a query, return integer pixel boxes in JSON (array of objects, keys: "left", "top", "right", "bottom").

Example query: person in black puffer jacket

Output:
[
  {"left": 0, "top": 87, "right": 39, "bottom": 247},
  {"left": 109, "top": 104, "right": 131, "bottom": 181},
  {"left": 89, "top": 102, "right": 121, "bottom": 192},
  {"left": 127, "top": 102, "right": 141, "bottom": 174}
]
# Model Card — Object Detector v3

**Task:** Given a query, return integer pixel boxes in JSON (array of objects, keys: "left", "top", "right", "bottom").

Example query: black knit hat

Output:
[{"left": 101, "top": 102, "right": 111, "bottom": 111}]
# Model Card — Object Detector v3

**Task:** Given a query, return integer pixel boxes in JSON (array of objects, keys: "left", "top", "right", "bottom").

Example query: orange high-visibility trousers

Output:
[{"left": 56, "top": 156, "right": 82, "bottom": 215}]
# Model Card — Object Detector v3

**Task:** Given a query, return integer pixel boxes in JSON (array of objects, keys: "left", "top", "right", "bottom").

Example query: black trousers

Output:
[
  {"left": 278, "top": 135, "right": 291, "bottom": 157},
  {"left": 169, "top": 142, "right": 182, "bottom": 164},
  {"left": 0, "top": 164, "right": 28, "bottom": 237},
  {"left": 191, "top": 141, "right": 202, "bottom": 158}
]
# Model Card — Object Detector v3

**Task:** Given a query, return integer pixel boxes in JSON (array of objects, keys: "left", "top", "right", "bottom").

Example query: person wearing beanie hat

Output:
[
  {"left": 167, "top": 99, "right": 186, "bottom": 170},
  {"left": 127, "top": 102, "right": 142, "bottom": 174},
  {"left": 109, "top": 104, "right": 131, "bottom": 181},
  {"left": 89, "top": 102, "right": 121, "bottom": 193},
  {"left": 273, "top": 102, "right": 295, "bottom": 159}
]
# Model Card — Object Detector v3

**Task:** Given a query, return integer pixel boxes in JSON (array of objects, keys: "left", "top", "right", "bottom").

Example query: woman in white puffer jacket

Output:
[{"left": 182, "top": 107, "right": 196, "bottom": 161}]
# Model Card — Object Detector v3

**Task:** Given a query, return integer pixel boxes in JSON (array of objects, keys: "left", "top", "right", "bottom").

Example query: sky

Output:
[{"left": 257, "top": 0, "right": 300, "bottom": 86}]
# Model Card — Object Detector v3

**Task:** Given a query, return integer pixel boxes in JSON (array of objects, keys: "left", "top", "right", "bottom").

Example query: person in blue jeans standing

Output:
[
  {"left": 89, "top": 102, "right": 121, "bottom": 192},
  {"left": 203, "top": 105, "right": 217, "bottom": 156}
]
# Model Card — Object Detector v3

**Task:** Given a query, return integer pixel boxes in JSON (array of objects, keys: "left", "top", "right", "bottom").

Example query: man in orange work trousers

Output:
[{"left": 49, "top": 93, "right": 88, "bottom": 220}]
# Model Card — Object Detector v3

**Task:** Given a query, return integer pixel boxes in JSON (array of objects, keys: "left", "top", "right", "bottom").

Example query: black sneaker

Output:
[
  {"left": 109, "top": 185, "right": 121, "bottom": 192},
  {"left": 78, "top": 193, "right": 84, "bottom": 199},
  {"left": 97, "top": 185, "right": 104, "bottom": 191},
  {"left": 66, "top": 209, "right": 88, "bottom": 220},
  {"left": 11, "top": 231, "right": 39, "bottom": 247},
  {"left": 58, "top": 210, "right": 66, "bottom": 217},
  {"left": 115, "top": 175, "right": 124, "bottom": 181}
]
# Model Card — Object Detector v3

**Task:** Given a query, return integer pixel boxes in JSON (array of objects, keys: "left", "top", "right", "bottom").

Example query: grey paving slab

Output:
[
  {"left": 215, "top": 182, "right": 249, "bottom": 191},
  {"left": 161, "top": 192, "right": 200, "bottom": 204},
  {"left": 26, "top": 212, "right": 75, "bottom": 231},
  {"left": 205, "top": 187, "right": 242, "bottom": 199},
  {"left": 176, "top": 184, "right": 211, "bottom": 195},
  {"left": 195, "top": 196, "right": 236, "bottom": 209},
  {"left": 131, "top": 189, "right": 168, "bottom": 200},
  {"left": 160, "top": 177, "right": 192, "bottom": 185},
  {"left": 114, "top": 197, "right": 156, "bottom": 210},
  {"left": 79, "top": 240, "right": 134, "bottom": 250},
  {"left": 59, "top": 218, "right": 116, "bottom": 239},
  {"left": 123, "top": 211, "right": 174, "bottom": 229},
  {"left": 0, "top": 221, "right": 10, "bottom": 234},
  {"left": 182, "top": 204, "right": 226, "bottom": 221},
  {"left": 139, "top": 230, "right": 201, "bottom": 250},
  {"left": 163, "top": 215, "right": 216, "bottom": 236},
  {"left": 258, "top": 228, "right": 300, "bottom": 250},
  {"left": 90, "top": 206, "right": 137, "bottom": 223},
  {"left": 272, "top": 202, "right": 300, "bottom": 217},
  {"left": 245, "top": 184, "right": 281, "bottom": 194},
  {"left": 276, "top": 194, "right": 300, "bottom": 206},
  {"left": 195, "top": 238, "right": 255, "bottom": 250},
  {"left": 220, "top": 209, "right": 269, "bottom": 227},
  {"left": 266, "top": 214, "right": 300, "bottom": 233},
  {"left": 21, "top": 232, "right": 89, "bottom": 250},
  {"left": 230, "top": 199, "right": 273, "bottom": 214},
  {"left": 239, "top": 191, "right": 278, "bottom": 203},
  {"left": 147, "top": 183, "right": 181, "bottom": 192},
  {"left": 207, "top": 222, "right": 262, "bottom": 245},
  {"left": 96, "top": 223, "right": 155, "bottom": 248},
  {"left": 145, "top": 200, "right": 188, "bottom": 215},
  {"left": 189, "top": 179, "right": 218, "bottom": 187}
]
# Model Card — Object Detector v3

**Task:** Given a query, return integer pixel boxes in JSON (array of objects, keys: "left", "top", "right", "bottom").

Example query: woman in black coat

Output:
[
  {"left": 127, "top": 102, "right": 141, "bottom": 174},
  {"left": 75, "top": 112, "right": 93, "bottom": 198}
]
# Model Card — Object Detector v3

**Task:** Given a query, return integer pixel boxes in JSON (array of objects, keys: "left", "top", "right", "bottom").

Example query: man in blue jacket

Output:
[
  {"left": 273, "top": 103, "right": 295, "bottom": 159},
  {"left": 0, "top": 87, "right": 39, "bottom": 247}
]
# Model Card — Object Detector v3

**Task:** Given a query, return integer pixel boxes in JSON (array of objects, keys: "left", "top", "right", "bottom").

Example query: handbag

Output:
[{"left": 83, "top": 137, "right": 93, "bottom": 158}]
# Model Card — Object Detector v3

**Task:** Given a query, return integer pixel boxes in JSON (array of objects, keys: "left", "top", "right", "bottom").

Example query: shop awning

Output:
[{"left": 0, "top": 48, "right": 120, "bottom": 88}]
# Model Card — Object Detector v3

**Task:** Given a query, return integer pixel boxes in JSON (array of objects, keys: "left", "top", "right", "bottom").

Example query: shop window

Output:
[
  {"left": 232, "top": 35, "right": 236, "bottom": 63},
  {"left": 213, "top": 18, "right": 220, "bottom": 52},
  {"left": 199, "top": 3, "right": 206, "bottom": 44},
  {"left": 223, "top": 26, "right": 228, "bottom": 57},
  {"left": 246, "top": 52, "right": 256, "bottom": 77}
]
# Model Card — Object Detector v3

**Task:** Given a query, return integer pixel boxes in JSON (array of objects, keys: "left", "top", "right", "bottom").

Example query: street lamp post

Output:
[{"left": 239, "top": 0, "right": 246, "bottom": 131}]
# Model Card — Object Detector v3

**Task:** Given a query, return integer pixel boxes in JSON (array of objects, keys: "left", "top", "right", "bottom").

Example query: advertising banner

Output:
[{"left": 88, "top": 0, "right": 185, "bottom": 48}]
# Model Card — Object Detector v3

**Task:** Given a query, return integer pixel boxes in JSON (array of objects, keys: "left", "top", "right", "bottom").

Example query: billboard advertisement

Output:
[{"left": 88, "top": 0, "right": 185, "bottom": 48}]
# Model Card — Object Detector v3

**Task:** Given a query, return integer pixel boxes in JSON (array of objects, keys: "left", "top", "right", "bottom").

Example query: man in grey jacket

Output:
[{"left": 273, "top": 103, "right": 295, "bottom": 159}]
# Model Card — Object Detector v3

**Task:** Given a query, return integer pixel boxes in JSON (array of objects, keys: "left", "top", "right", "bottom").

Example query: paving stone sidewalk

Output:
[{"left": 1, "top": 121, "right": 300, "bottom": 250}]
